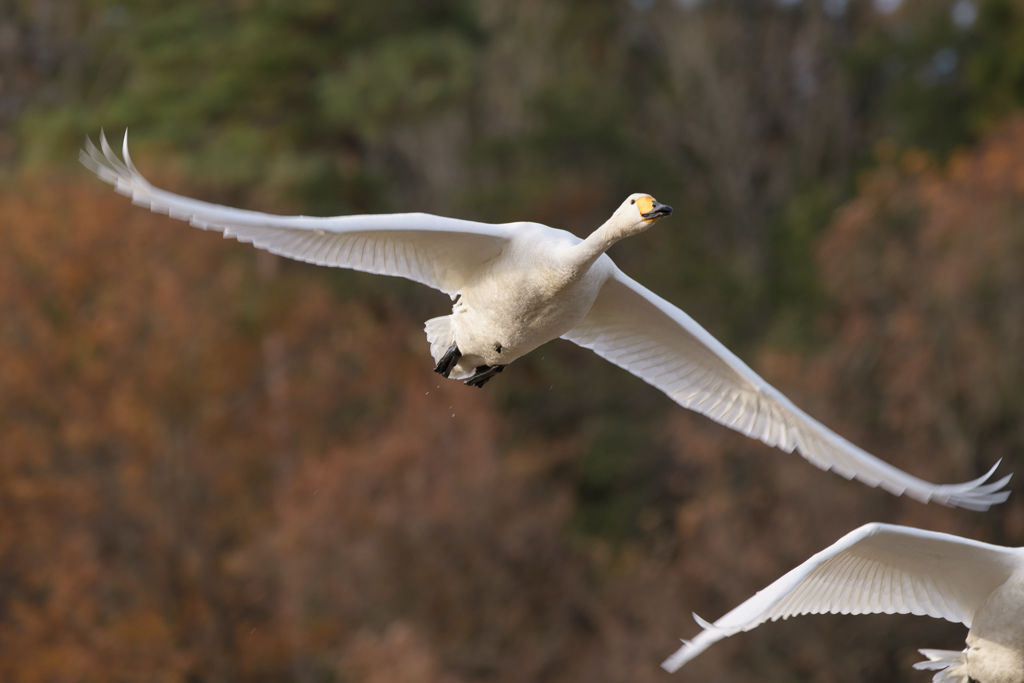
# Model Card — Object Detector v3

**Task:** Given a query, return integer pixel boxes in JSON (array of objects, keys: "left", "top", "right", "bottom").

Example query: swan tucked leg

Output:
[
  {"left": 464, "top": 364, "right": 505, "bottom": 388},
  {"left": 434, "top": 342, "right": 463, "bottom": 378}
]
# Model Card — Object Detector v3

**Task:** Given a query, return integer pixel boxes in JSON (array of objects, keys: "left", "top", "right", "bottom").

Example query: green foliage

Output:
[
  {"left": 763, "top": 185, "right": 838, "bottom": 346},
  {"left": 318, "top": 32, "right": 477, "bottom": 140},
  {"left": 844, "top": 0, "right": 1024, "bottom": 155},
  {"left": 966, "top": 0, "right": 1024, "bottom": 126},
  {"left": 573, "top": 419, "right": 672, "bottom": 543},
  {"left": 20, "top": 0, "right": 483, "bottom": 212}
]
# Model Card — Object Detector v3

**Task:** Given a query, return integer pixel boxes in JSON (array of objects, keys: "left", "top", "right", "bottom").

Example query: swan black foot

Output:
[
  {"left": 434, "top": 342, "right": 462, "bottom": 378},
  {"left": 464, "top": 364, "right": 505, "bottom": 388}
]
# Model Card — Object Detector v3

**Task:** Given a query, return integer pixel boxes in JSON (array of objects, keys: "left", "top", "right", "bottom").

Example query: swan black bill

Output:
[{"left": 641, "top": 201, "right": 673, "bottom": 220}]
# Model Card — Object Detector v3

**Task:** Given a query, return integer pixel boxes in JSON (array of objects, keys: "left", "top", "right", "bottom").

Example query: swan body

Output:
[
  {"left": 81, "top": 132, "right": 1011, "bottom": 510},
  {"left": 661, "top": 523, "right": 1024, "bottom": 683},
  {"left": 428, "top": 221, "right": 619, "bottom": 379}
]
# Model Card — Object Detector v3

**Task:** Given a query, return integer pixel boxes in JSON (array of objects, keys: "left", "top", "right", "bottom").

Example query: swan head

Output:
[{"left": 602, "top": 193, "right": 673, "bottom": 240}]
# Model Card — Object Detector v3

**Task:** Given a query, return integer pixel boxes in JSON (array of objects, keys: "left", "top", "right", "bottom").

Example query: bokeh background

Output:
[{"left": 3, "top": 0, "right": 1024, "bottom": 681}]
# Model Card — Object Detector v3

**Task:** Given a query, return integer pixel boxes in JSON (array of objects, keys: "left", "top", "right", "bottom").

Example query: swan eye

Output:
[{"left": 630, "top": 199, "right": 635, "bottom": 205}]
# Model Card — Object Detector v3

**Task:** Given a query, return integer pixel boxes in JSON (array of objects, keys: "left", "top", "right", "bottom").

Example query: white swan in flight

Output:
[
  {"left": 81, "top": 132, "right": 1010, "bottom": 510},
  {"left": 661, "top": 523, "right": 1024, "bottom": 683}
]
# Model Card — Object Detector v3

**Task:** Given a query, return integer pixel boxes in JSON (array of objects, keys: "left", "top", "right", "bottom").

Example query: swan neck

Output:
[{"left": 574, "top": 219, "right": 624, "bottom": 270}]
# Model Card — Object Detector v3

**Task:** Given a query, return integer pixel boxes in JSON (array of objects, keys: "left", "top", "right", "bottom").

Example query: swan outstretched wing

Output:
[
  {"left": 661, "top": 523, "right": 1023, "bottom": 673},
  {"left": 562, "top": 271, "right": 1011, "bottom": 510},
  {"left": 80, "top": 132, "right": 512, "bottom": 296}
]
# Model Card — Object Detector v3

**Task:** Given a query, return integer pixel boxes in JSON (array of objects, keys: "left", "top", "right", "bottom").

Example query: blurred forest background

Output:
[{"left": 2, "top": 0, "right": 1024, "bottom": 681}]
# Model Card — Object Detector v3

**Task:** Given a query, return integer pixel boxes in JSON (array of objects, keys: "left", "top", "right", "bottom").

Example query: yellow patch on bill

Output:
[{"left": 636, "top": 195, "right": 655, "bottom": 215}]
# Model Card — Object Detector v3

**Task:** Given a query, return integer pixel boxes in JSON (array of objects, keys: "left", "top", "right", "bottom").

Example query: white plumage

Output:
[
  {"left": 662, "top": 523, "right": 1024, "bottom": 683},
  {"left": 81, "top": 132, "right": 1011, "bottom": 510}
]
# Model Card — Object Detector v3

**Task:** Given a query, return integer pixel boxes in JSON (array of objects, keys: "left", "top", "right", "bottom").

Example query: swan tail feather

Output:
[
  {"left": 913, "top": 648, "right": 969, "bottom": 683},
  {"left": 425, "top": 316, "right": 455, "bottom": 365},
  {"left": 424, "top": 316, "right": 473, "bottom": 380}
]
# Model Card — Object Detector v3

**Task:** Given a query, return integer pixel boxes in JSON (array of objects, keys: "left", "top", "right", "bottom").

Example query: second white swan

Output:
[{"left": 661, "top": 523, "right": 1024, "bottom": 683}]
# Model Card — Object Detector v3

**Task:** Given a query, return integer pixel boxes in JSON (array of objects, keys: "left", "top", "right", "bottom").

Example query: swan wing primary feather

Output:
[
  {"left": 80, "top": 132, "right": 513, "bottom": 296},
  {"left": 661, "top": 523, "right": 1023, "bottom": 673},
  {"left": 562, "top": 271, "right": 1011, "bottom": 511}
]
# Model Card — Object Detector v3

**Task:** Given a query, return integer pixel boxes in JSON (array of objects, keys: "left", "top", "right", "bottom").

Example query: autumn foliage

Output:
[{"left": 0, "top": 120, "right": 1023, "bottom": 682}]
